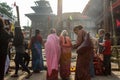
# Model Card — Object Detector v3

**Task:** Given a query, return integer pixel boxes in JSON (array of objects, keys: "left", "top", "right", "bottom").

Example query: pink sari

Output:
[{"left": 45, "top": 33, "right": 61, "bottom": 80}]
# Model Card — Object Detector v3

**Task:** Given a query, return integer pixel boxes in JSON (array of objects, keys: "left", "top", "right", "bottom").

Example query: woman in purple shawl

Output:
[{"left": 73, "top": 25, "right": 93, "bottom": 80}]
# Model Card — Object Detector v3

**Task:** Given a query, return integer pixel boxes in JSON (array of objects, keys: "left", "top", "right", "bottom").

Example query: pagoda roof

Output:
[
  {"left": 31, "top": 0, "right": 52, "bottom": 13},
  {"left": 25, "top": 13, "right": 55, "bottom": 16},
  {"left": 31, "top": 6, "right": 52, "bottom": 13},
  {"left": 35, "top": 0, "right": 49, "bottom": 6},
  {"left": 25, "top": 0, "right": 55, "bottom": 21},
  {"left": 25, "top": 13, "right": 56, "bottom": 20}
]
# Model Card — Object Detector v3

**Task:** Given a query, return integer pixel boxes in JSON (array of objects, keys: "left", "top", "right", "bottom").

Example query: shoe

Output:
[
  {"left": 62, "top": 78, "right": 69, "bottom": 80},
  {"left": 33, "top": 70, "right": 40, "bottom": 73},
  {"left": 11, "top": 74, "right": 18, "bottom": 77},
  {"left": 25, "top": 73, "right": 32, "bottom": 79}
]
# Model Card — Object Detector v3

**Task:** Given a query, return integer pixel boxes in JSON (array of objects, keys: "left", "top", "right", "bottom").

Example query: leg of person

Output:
[
  {"left": 19, "top": 54, "right": 32, "bottom": 79},
  {"left": 103, "top": 55, "right": 109, "bottom": 76},
  {"left": 14, "top": 62, "right": 19, "bottom": 77},
  {"left": 22, "top": 54, "right": 27, "bottom": 71},
  {"left": 0, "top": 54, "right": 6, "bottom": 80},
  {"left": 106, "top": 55, "right": 111, "bottom": 75},
  {"left": 25, "top": 54, "right": 30, "bottom": 67},
  {"left": 11, "top": 54, "right": 19, "bottom": 77},
  {"left": 108, "top": 62, "right": 111, "bottom": 75},
  {"left": 90, "top": 55, "right": 95, "bottom": 77},
  {"left": 39, "top": 52, "right": 44, "bottom": 71}
]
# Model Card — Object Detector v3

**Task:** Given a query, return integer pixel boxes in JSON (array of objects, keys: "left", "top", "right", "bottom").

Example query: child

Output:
[{"left": 99, "top": 32, "right": 111, "bottom": 76}]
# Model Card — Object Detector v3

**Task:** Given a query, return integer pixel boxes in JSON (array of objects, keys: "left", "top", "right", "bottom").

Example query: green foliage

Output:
[{"left": 0, "top": 2, "right": 13, "bottom": 19}]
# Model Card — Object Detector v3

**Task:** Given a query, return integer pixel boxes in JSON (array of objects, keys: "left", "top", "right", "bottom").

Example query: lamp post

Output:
[{"left": 110, "top": 0, "right": 117, "bottom": 45}]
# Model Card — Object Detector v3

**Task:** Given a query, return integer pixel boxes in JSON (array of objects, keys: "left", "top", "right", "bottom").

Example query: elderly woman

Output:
[
  {"left": 73, "top": 25, "right": 93, "bottom": 80},
  {"left": 59, "top": 30, "right": 72, "bottom": 80},
  {"left": 45, "top": 28, "right": 61, "bottom": 80}
]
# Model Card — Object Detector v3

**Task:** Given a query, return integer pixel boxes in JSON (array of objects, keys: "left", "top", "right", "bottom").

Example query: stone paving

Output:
[
  {"left": 4, "top": 59, "right": 120, "bottom": 80},
  {"left": 4, "top": 60, "right": 120, "bottom": 80},
  {"left": 4, "top": 70, "right": 120, "bottom": 80},
  {"left": 5, "top": 50, "right": 120, "bottom": 80}
]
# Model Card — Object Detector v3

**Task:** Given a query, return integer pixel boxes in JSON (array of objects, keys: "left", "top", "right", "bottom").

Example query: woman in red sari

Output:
[
  {"left": 59, "top": 30, "right": 72, "bottom": 80},
  {"left": 73, "top": 25, "right": 93, "bottom": 80}
]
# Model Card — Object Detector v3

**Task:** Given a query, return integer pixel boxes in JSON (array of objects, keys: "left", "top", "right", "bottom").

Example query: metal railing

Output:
[{"left": 111, "top": 45, "right": 120, "bottom": 70}]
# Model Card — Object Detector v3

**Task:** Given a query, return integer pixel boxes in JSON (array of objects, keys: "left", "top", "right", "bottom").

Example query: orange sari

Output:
[{"left": 59, "top": 36, "right": 72, "bottom": 79}]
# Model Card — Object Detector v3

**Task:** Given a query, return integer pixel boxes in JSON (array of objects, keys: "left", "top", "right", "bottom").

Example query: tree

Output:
[{"left": 0, "top": 2, "right": 13, "bottom": 19}]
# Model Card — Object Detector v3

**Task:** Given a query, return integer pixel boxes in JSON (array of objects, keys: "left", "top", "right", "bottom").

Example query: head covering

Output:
[
  {"left": 60, "top": 30, "right": 68, "bottom": 36},
  {"left": 45, "top": 33, "right": 61, "bottom": 76},
  {"left": 98, "top": 29, "right": 105, "bottom": 35},
  {"left": 50, "top": 28, "right": 56, "bottom": 33}
]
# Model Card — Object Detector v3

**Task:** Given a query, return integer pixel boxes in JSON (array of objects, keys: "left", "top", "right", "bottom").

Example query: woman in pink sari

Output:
[
  {"left": 59, "top": 30, "right": 72, "bottom": 80},
  {"left": 45, "top": 28, "right": 61, "bottom": 80}
]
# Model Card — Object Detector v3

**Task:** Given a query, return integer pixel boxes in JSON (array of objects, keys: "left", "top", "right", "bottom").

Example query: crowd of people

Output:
[{"left": 0, "top": 16, "right": 111, "bottom": 80}]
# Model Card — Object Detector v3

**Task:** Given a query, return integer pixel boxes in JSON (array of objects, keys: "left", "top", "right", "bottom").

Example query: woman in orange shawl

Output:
[
  {"left": 73, "top": 25, "right": 93, "bottom": 80},
  {"left": 59, "top": 30, "right": 72, "bottom": 80}
]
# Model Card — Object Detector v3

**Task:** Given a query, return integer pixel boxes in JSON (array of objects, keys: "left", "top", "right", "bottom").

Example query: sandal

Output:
[
  {"left": 25, "top": 73, "right": 32, "bottom": 79},
  {"left": 11, "top": 74, "right": 18, "bottom": 77}
]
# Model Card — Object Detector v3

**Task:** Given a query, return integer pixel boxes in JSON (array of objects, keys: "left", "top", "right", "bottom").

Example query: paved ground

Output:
[
  {"left": 5, "top": 50, "right": 120, "bottom": 80},
  {"left": 4, "top": 70, "right": 120, "bottom": 80},
  {"left": 5, "top": 59, "right": 120, "bottom": 80}
]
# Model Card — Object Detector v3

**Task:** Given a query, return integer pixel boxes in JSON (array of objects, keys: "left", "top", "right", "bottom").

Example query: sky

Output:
[{"left": 0, "top": 0, "right": 89, "bottom": 26}]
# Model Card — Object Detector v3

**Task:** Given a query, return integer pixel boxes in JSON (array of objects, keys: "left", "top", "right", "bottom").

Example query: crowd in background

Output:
[{"left": 0, "top": 16, "right": 111, "bottom": 80}]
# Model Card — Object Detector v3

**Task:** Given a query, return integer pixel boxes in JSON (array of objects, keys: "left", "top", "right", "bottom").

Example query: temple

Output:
[{"left": 25, "top": 0, "right": 56, "bottom": 38}]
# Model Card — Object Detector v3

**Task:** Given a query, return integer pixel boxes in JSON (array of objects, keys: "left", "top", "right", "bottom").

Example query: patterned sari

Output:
[
  {"left": 74, "top": 30, "right": 93, "bottom": 80},
  {"left": 59, "top": 36, "right": 72, "bottom": 79},
  {"left": 30, "top": 36, "right": 44, "bottom": 72}
]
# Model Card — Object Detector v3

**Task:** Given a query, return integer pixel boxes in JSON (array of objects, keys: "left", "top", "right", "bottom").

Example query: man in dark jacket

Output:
[{"left": 0, "top": 17, "right": 11, "bottom": 80}]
